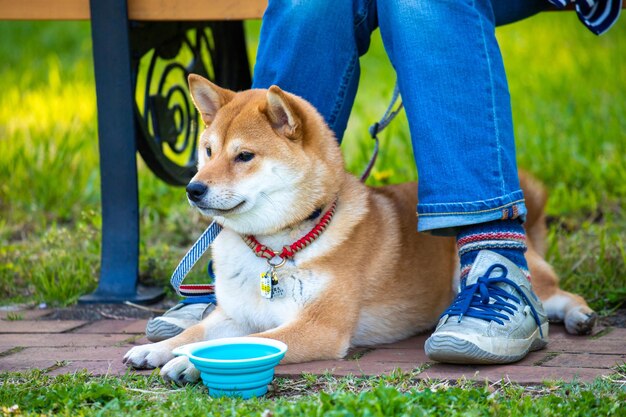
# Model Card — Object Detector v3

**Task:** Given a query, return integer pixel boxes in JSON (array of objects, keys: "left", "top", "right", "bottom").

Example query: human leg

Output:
[
  {"left": 377, "top": 0, "right": 549, "bottom": 363},
  {"left": 492, "top": 0, "right": 549, "bottom": 26},
  {"left": 377, "top": 0, "right": 536, "bottom": 232},
  {"left": 252, "top": 0, "right": 379, "bottom": 141}
]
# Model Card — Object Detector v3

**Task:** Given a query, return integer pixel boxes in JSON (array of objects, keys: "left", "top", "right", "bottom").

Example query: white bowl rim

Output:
[{"left": 172, "top": 336, "right": 288, "bottom": 364}]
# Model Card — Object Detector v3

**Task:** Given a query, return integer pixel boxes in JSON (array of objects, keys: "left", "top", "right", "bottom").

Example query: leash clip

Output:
[
  {"left": 261, "top": 252, "right": 286, "bottom": 299},
  {"left": 369, "top": 122, "right": 380, "bottom": 139},
  {"left": 267, "top": 252, "right": 287, "bottom": 269}
]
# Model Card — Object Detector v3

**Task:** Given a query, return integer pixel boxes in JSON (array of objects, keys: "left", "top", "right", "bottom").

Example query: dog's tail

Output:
[{"left": 519, "top": 171, "right": 549, "bottom": 257}]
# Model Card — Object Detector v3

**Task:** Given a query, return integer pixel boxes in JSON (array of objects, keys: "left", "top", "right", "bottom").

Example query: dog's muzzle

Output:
[{"left": 186, "top": 181, "right": 208, "bottom": 203}]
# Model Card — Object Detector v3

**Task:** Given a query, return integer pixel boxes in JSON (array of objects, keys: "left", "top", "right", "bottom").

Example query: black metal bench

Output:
[{"left": 0, "top": 0, "right": 265, "bottom": 303}]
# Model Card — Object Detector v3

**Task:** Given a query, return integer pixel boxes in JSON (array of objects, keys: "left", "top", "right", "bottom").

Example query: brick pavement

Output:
[{"left": 1, "top": 308, "right": 624, "bottom": 384}]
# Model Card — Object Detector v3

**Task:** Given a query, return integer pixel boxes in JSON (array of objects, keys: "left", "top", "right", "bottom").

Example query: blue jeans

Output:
[{"left": 252, "top": 0, "right": 549, "bottom": 234}]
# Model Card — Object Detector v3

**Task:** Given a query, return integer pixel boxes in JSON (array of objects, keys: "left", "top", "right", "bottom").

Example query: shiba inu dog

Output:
[{"left": 123, "top": 74, "right": 596, "bottom": 383}]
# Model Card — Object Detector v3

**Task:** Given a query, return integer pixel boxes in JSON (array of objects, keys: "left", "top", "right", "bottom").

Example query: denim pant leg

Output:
[
  {"left": 378, "top": 0, "right": 546, "bottom": 235},
  {"left": 252, "top": 0, "right": 378, "bottom": 141},
  {"left": 492, "top": 0, "right": 549, "bottom": 26},
  {"left": 252, "top": 0, "right": 549, "bottom": 235}
]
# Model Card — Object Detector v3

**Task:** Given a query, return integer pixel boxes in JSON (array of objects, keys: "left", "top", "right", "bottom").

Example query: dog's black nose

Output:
[{"left": 186, "top": 182, "right": 208, "bottom": 202}]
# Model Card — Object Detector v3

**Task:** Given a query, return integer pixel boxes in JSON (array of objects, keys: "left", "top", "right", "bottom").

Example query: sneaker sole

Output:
[
  {"left": 145, "top": 303, "right": 216, "bottom": 342},
  {"left": 425, "top": 323, "right": 549, "bottom": 364},
  {"left": 145, "top": 319, "right": 185, "bottom": 342}
]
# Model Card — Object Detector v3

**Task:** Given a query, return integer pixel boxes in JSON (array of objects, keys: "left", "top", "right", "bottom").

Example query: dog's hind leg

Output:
[
  {"left": 526, "top": 246, "right": 597, "bottom": 335},
  {"left": 521, "top": 171, "right": 597, "bottom": 335},
  {"left": 519, "top": 171, "right": 549, "bottom": 257}
]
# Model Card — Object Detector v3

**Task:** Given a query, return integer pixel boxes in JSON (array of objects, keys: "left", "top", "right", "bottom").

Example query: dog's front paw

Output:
[
  {"left": 160, "top": 356, "right": 200, "bottom": 385},
  {"left": 123, "top": 343, "right": 175, "bottom": 369}
]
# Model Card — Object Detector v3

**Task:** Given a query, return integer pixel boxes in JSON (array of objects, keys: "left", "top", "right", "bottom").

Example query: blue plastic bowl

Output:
[{"left": 172, "top": 337, "right": 288, "bottom": 399}]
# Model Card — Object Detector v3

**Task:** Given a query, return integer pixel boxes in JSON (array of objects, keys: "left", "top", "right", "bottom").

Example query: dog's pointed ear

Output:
[
  {"left": 265, "top": 85, "right": 301, "bottom": 140},
  {"left": 188, "top": 74, "right": 235, "bottom": 126}
]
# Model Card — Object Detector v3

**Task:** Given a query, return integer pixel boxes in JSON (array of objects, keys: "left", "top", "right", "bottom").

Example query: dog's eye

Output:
[
  {"left": 205, "top": 147, "right": 212, "bottom": 158},
  {"left": 236, "top": 152, "right": 255, "bottom": 163}
]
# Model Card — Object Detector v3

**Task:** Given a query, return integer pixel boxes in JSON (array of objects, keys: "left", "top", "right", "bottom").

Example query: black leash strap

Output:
[{"left": 360, "top": 82, "right": 404, "bottom": 182}]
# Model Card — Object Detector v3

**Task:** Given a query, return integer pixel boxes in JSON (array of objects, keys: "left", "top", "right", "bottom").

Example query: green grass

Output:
[{"left": 1, "top": 368, "right": 626, "bottom": 416}]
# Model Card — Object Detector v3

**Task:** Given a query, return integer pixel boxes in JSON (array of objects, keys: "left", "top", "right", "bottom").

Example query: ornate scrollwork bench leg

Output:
[
  {"left": 79, "top": 0, "right": 250, "bottom": 304},
  {"left": 131, "top": 20, "right": 251, "bottom": 185}
]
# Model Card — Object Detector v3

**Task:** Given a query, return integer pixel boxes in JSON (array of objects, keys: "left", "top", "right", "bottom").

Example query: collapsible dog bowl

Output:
[{"left": 172, "top": 337, "right": 288, "bottom": 399}]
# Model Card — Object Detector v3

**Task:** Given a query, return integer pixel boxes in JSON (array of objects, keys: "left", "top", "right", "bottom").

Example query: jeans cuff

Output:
[{"left": 416, "top": 190, "right": 527, "bottom": 236}]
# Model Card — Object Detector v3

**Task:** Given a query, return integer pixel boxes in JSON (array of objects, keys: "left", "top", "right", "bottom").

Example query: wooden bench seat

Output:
[
  {"left": 5, "top": 0, "right": 622, "bottom": 21},
  {"left": 0, "top": 0, "right": 268, "bottom": 21}
]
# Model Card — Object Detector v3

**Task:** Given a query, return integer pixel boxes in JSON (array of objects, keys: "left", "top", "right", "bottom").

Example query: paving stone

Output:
[
  {"left": 0, "top": 358, "right": 59, "bottom": 372},
  {"left": 418, "top": 364, "right": 608, "bottom": 383},
  {"left": 276, "top": 359, "right": 417, "bottom": 377},
  {"left": 550, "top": 326, "right": 588, "bottom": 338},
  {"left": 345, "top": 346, "right": 373, "bottom": 359},
  {"left": 548, "top": 323, "right": 612, "bottom": 339},
  {"left": 359, "top": 348, "right": 430, "bottom": 364},
  {"left": 545, "top": 326, "right": 626, "bottom": 353},
  {"left": 587, "top": 326, "right": 611, "bottom": 337},
  {"left": 0, "top": 333, "right": 132, "bottom": 348},
  {"left": 73, "top": 320, "right": 147, "bottom": 335},
  {"left": 547, "top": 324, "right": 574, "bottom": 338},
  {"left": 540, "top": 353, "right": 626, "bottom": 369},
  {"left": 362, "top": 348, "right": 551, "bottom": 368},
  {"left": 592, "top": 327, "right": 626, "bottom": 340},
  {"left": 6, "top": 346, "right": 131, "bottom": 364},
  {"left": 540, "top": 325, "right": 626, "bottom": 354},
  {"left": 0, "top": 320, "right": 87, "bottom": 333},
  {"left": 351, "top": 361, "right": 418, "bottom": 376},
  {"left": 1, "top": 318, "right": 624, "bottom": 383},
  {"left": 47, "top": 360, "right": 152, "bottom": 377},
  {"left": 506, "top": 350, "right": 553, "bottom": 366},
  {"left": 377, "top": 334, "right": 429, "bottom": 349},
  {"left": 128, "top": 336, "right": 151, "bottom": 346},
  {"left": 547, "top": 338, "right": 626, "bottom": 354},
  {"left": 0, "top": 309, "right": 52, "bottom": 320},
  {"left": 276, "top": 360, "right": 355, "bottom": 377}
]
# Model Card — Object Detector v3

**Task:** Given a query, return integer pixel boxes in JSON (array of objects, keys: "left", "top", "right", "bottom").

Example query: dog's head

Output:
[{"left": 186, "top": 74, "right": 345, "bottom": 235}]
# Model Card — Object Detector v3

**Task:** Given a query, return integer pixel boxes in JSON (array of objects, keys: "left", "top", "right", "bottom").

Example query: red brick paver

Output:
[
  {"left": 0, "top": 333, "right": 133, "bottom": 348},
  {"left": 0, "top": 309, "right": 52, "bottom": 320},
  {"left": 0, "top": 320, "right": 87, "bottom": 333},
  {"left": 73, "top": 320, "right": 147, "bottom": 334},
  {"left": 0, "top": 309, "right": 624, "bottom": 385},
  {"left": 418, "top": 364, "right": 608, "bottom": 383}
]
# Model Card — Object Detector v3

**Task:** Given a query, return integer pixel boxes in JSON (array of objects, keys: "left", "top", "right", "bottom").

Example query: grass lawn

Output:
[
  {"left": 0, "top": 11, "right": 625, "bottom": 416},
  {"left": 2, "top": 368, "right": 626, "bottom": 416}
]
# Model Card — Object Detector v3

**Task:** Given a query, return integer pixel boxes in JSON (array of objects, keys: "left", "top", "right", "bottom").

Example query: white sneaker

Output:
[
  {"left": 145, "top": 302, "right": 215, "bottom": 342},
  {"left": 425, "top": 250, "right": 549, "bottom": 364}
]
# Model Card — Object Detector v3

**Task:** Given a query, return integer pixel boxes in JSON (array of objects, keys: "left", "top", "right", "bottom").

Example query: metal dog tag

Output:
[
  {"left": 260, "top": 270, "right": 274, "bottom": 299},
  {"left": 271, "top": 281, "right": 285, "bottom": 299}
]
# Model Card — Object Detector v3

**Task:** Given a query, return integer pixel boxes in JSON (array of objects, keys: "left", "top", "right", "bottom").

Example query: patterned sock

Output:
[{"left": 456, "top": 219, "right": 529, "bottom": 281}]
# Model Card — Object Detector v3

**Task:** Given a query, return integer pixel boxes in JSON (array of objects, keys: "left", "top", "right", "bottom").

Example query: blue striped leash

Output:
[{"left": 170, "top": 220, "right": 222, "bottom": 298}]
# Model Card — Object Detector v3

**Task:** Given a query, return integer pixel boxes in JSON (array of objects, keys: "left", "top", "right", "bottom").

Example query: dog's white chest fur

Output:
[{"left": 211, "top": 228, "right": 329, "bottom": 333}]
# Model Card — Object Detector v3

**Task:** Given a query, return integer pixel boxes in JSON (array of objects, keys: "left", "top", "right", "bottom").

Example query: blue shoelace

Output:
[{"left": 442, "top": 264, "right": 544, "bottom": 337}]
